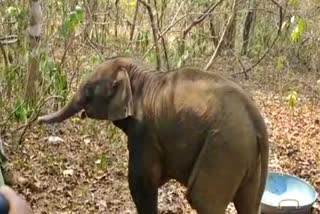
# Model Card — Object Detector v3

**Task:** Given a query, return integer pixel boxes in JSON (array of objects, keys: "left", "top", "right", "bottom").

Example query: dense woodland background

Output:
[{"left": 0, "top": 0, "right": 319, "bottom": 213}]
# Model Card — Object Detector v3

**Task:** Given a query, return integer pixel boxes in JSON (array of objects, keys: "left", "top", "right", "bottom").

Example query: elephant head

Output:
[{"left": 38, "top": 59, "right": 134, "bottom": 124}]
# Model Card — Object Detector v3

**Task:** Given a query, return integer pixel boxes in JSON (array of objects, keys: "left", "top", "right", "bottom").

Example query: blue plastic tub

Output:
[{"left": 261, "top": 172, "right": 318, "bottom": 214}]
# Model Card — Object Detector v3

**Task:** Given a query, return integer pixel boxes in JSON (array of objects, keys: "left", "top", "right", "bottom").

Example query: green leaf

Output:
[
  {"left": 177, "top": 51, "right": 189, "bottom": 67},
  {"left": 96, "top": 154, "right": 109, "bottom": 171},
  {"left": 291, "top": 17, "right": 305, "bottom": 43},
  {"left": 54, "top": 70, "right": 68, "bottom": 97},
  {"left": 6, "top": 6, "right": 21, "bottom": 16},
  {"left": 277, "top": 56, "right": 285, "bottom": 70},
  {"left": 287, "top": 90, "right": 298, "bottom": 108},
  {"left": 14, "top": 99, "right": 31, "bottom": 121},
  {"left": 146, "top": 52, "right": 157, "bottom": 64},
  {"left": 124, "top": 49, "right": 132, "bottom": 54},
  {"left": 290, "top": 0, "right": 297, "bottom": 4},
  {"left": 128, "top": 1, "right": 137, "bottom": 7},
  {"left": 60, "top": 5, "right": 84, "bottom": 37},
  {"left": 91, "top": 55, "right": 103, "bottom": 64},
  {"left": 291, "top": 26, "right": 300, "bottom": 42},
  {"left": 297, "top": 19, "right": 305, "bottom": 32}
]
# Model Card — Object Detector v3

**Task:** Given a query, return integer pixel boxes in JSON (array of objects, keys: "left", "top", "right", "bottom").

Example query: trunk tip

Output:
[{"left": 37, "top": 115, "right": 53, "bottom": 124}]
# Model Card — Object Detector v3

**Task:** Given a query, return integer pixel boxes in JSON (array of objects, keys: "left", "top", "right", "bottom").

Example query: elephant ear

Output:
[{"left": 105, "top": 68, "right": 133, "bottom": 121}]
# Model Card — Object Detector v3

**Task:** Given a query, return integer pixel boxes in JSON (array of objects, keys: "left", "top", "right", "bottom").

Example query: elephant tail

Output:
[{"left": 257, "top": 132, "right": 269, "bottom": 207}]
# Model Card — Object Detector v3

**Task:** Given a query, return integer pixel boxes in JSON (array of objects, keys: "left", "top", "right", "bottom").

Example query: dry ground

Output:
[{"left": 1, "top": 85, "right": 320, "bottom": 213}]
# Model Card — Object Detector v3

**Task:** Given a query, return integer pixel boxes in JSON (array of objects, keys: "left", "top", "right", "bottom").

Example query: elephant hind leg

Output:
[
  {"left": 233, "top": 164, "right": 262, "bottom": 214},
  {"left": 186, "top": 134, "right": 248, "bottom": 214},
  {"left": 187, "top": 182, "right": 229, "bottom": 214},
  {"left": 186, "top": 156, "right": 244, "bottom": 213},
  {"left": 187, "top": 168, "right": 239, "bottom": 214}
]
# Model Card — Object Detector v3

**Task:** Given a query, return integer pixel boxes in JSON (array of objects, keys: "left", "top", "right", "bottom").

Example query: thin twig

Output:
[
  {"left": 86, "top": 39, "right": 105, "bottom": 61},
  {"left": 58, "top": 38, "right": 74, "bottom": 69},
  {"left": 280, "top": 79, "right": 320, "bottom": 98},
  {"left": 231, "top": 0, "right": 284, "bottom": 79},
  {"left": 17, "top": 95, "right": 64, "bottom": 144},
  {"left": 1, "top": 74, "right": 56, "bottom": 129},
  {"left": 142, "top": 1, "right": 187, "bottom": 59},
  {"left": 114, "top": 0, "right": 119, "bottom": 38},
  {"left": 138, "top": 0, "right": 161, "bottom": 69},
  {"left": 129, "top": 1, "right": 140, "bottom": 41},
  {"left": 154, "top": 0, "right": 169, "bottom": 70},
  {"left": 0, "top": 42, "right": 8, "bottom": 68},
  {"left": 182, "top": 0, "right": 224, "bottom": 40},
  {"left": 59, "top": 20, "right": 90, "bottom": 68},
  {"left": 179, "top": 0, "right": 224, "bottom": 58},
  {"left": 0, "top": 102, "right": 25, "bottom": 128},
  {"left": 205, "top": 0, "right": 237, "bottom": 71},
  {"left": 161, "top": 37, "right": 170, "bottom": 70},
  {"left": 1, "top": 75, "right": 56, "bottom": 144}
]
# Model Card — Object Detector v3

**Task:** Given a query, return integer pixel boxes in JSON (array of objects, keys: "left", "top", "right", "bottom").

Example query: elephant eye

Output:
[
  {"left": 96, "top": 79, "right": 115, "bottom": 98},
  {"left": 84, "top": 83, "right": 94, "bottom": 102}
]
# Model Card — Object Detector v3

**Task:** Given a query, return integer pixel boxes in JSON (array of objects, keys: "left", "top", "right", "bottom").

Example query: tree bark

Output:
[
  {"left": 115, "top": 0, "right": 119, "bottom": 39},
  {"left": 25, "top": 0, "right": 42, "bottom": 106},
  {"left": 138, "top": 0, "right": 161, "bottom": 70},
  {"left": 205, "top": 0, "right": 237, "bottom": 70},
  {"left": 220, "top": 0, "right": 239, "bottom": 51},
  {"left": 241, "top": 0, "right": 257, "bottom": 55},
  {"left": 180, "top": 0, "right": 224, "bottom": 55},
  {"left": 129, "top": 1, "right": 140, "bottom": 41}
]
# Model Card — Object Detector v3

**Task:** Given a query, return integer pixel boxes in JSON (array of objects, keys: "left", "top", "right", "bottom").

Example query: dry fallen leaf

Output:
[{"left": 4, "top": 90, "right": 320, "bottom": 213}]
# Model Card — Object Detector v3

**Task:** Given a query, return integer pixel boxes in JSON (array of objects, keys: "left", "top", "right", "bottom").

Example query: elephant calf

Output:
[{"left": 38, "top": 56, "right": 269, "bottom": 214}]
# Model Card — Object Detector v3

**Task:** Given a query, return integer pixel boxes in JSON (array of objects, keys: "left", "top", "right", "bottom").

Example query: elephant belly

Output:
[
  {"left": 160, "top": 136, "right": 204, "bottom": 186},
  {"left": 153, "top": 115, "right": 211, "bottom": 185},
  {"left": 157, "top": 123, "right": 257, "bottom": 188}
]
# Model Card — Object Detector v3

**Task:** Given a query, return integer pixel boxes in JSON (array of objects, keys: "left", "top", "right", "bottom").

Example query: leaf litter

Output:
[{"left": 2, "top": 91, "right": 320, "bottom": 213}]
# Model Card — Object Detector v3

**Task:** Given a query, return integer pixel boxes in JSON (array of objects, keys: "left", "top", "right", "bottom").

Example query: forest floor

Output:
[{"left": 1, "top": 65, "right": 320, "bottom": 213}]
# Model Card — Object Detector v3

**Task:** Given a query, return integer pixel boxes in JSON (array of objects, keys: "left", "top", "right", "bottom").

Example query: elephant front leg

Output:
[
  {"left": 128, "top": 170, "right": 158, "bottom": 214},
  {"left": 128, "top": 148, "right": 162, "bottom": 214}
]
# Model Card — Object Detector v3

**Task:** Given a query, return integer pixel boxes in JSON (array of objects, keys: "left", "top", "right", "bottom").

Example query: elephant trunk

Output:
[{"left": 38, "top": 96, "right": 82, "bottom": 124}]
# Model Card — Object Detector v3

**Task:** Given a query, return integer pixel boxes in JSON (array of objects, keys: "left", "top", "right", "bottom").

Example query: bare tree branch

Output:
[
  {"left": 0, "top": 42, "right": 8, "bottom": 68},
  {"left": 115, "top": 0, "right": 119, "bottom": 38},
  {"left": 142, "top": 1, "right": 187, "bottom": 60},
  {"left": 130, "top": 1, "right": 140, "bottom": 41},
  {"left": 182, "top": 0, "right": 224, "bottom": 40},
  {"left": 138, "top": 0, "right": 161, "bottom": 70},
  {"left": 231, "top": 0, "right": 284, "bottom": 79},
  {"left": 0, "top": 35, "right": 18, "bottom": 45},
  {"left": 17, "top": 95, "right": 64, "bottom": 145},
  {"left": 205, "top": 0, "right": 237, "bottom": 71}
]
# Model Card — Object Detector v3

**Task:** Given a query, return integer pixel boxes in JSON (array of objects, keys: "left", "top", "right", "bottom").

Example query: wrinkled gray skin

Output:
[{"left": 38, "top": 56, "right": 269, "bottom": 214}]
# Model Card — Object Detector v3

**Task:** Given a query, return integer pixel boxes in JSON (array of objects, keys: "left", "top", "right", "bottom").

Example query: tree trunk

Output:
[
  {"left": 220, "top": 0, "right": 239, "bottom": 52},
  {"left": 241, "top": 0, "right": 257, "bottom": 55},
  {"left": 25, "top": 0, "right": 42, "bottom": 106},
  {"left": 129, "top": 1, "right": 140, "bottom": 41},
  {"left": 115, "top": 0, "right": 119, "bottom": 39}
]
